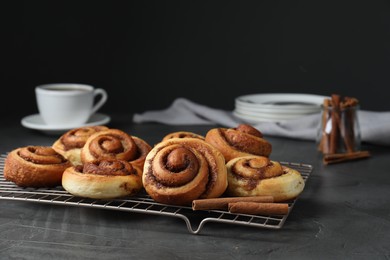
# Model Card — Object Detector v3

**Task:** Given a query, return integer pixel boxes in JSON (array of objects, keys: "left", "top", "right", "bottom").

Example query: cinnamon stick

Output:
[
  {"left": 192, "top": 196, "right": 274, "bottom": 211},
  {"left": 228, "top": 202, "right": 289, "bottom": 215},
  {"left": 329, "top": 94, "right": 341, "bottom": 154},
  {"left": 323, "top": 150, "right": 370, "bottom": 165},
  {"left": 339, "top": 97, "right": 359, "bottom": 153}
]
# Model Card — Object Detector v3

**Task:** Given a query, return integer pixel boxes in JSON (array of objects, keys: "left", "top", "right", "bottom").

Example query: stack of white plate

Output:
[{"left": 233, "top": 93, "right": 328, "bottom": 123}]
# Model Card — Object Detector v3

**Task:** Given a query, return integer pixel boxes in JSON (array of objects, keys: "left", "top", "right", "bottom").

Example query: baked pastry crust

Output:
[
  {"left": 62, "top": 159, "right": 143, "bottom": 199},
  {"left": 80, "top": 128, "right": 152, "bottom": 170},
  {"left": 52, "top": 125, "right": 109, "bottom": 165},
  {"left": 4, "top": 146, "right": 71, "bottom": 187},
  {"left": 143, "top": 138, "right": 228, "bottom": 206},
  {"left": 162, "top": 131, "right": 205, "bottom": 141},
  {"left": 226, "top": 155, "right": 305, "bottom": 202},
  {"left": 205, "top": 124, "right": 272, "bottom": 162}
]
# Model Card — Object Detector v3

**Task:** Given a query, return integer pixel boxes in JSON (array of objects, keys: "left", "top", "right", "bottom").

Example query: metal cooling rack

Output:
[{"left": 0, "top": 154, "right": 312, "bottom": 234}]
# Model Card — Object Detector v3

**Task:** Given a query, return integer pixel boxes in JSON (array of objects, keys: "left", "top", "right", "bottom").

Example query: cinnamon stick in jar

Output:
[
  {"left": 340, "top": 97, "right": 359, "bottom": 153},
  {"left": 192, "top": 196, "right": 274, "bottom": 211},
  {"left": 228, "top": 202, "right": 289, "bottom": 215},
  {"left": 329, "top": 94, "right": 341, "bottom": 154}
]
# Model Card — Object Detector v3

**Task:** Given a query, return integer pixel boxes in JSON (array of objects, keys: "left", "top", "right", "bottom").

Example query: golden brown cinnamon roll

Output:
[
  {"left": 205, "top": 124, "right": 272, "bottom": 162},
  {"left": 62, "top": 159, "right": 143, "bottom": 199},
  {"left": 143, "top": 138, "right": 228, "bottom": 206},
  {"left": 226, "top": 155, "right": 305, "bottom": 202},
  {"left": 4, "top": 146, "right": 71, "bottom": 187},
  {"left": 52, "top": 125, "right": 109, "bottom": 165},
  {"left": 80, "top": 128, "right": 152, "bottom": 170},
  {"left": 162, "top": 131, "right": 205, "bottom": 141}
]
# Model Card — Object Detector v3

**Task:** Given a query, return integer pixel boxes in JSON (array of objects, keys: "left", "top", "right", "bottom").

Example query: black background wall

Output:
[{"left": 2, "top": 0, "right": 390, "bottom": 121}]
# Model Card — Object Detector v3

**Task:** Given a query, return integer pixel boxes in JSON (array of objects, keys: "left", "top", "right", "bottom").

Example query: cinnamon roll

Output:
[
  {"left": 205, "top": 124, "right": 272, "bottom": 162},
  {"left": 162, "top": 131, "right": 205, "bottom": 141},
  {"left": 52, "top": 125, "right": 109, "bottom": 165},
  {"left": 4, "top": 146, "right": 71, "bottom": 187},
  {"left": 62, "top": 159, "right": 143, "bottom": 199},
  {"left": 226, "top": 155, "right": 305, "bottom": 202},
  {"left": 143, "top": 138, "right": 228, "bottom": 206},
  {"left": 80, "top": 128, "right": 152, "bottom": 170}
]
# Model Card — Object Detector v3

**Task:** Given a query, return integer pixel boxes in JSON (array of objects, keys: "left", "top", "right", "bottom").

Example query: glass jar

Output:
[{"left": 317, "top": 103, "right": 361, "bottom": 154}]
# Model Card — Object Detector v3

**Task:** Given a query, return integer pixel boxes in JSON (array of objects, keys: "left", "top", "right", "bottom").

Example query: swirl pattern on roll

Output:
[
  {"left": 4, "top": 146, "right": 71, "bottom": 187},
  {"left": 143, "top": 138, "right": 228, "bottom": 205},
  {"left": 62, "top": 158, "right": 143, "bottom": 199},
  {"left": 226, "top": 155, "right": 305, "bottom": 202},
  {"left": 80, "top": 128, "right": 152, "bottom": 169},
  {"left": 19, "top": 146, "right": 67, "bottom": 164},
  {"left": 82, "top": 159, "right": 137, "bottom": 176},
  {"left": 52, "top": 126, "right": 109, "bottom": 165},
  {"left": 205, "top": 124, "right": 272, "bottom": 162},
  {"left": 59, "top": 126, "right": 110, "bottom": 150}
]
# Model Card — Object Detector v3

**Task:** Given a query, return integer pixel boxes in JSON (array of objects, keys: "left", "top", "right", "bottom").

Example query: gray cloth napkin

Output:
[{"left": 133, "top": 97, "right": 390, "bottom": 146}]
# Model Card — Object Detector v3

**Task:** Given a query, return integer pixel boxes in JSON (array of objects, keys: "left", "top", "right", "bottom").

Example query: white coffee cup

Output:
[{"left": 35, "top": 83, "right": 108, "bottom": 127}]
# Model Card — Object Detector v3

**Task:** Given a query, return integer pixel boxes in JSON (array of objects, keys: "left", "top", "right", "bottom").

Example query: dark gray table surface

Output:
[{"left": 1, "top": 115, "right": 389, "bottom": 260}]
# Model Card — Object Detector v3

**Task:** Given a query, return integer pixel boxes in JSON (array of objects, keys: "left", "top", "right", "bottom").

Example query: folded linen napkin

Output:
[{"left": 133, "top": 97, "right": 390, "bottom": 146}]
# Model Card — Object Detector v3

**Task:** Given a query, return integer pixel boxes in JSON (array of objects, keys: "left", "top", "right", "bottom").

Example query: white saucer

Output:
[
  {"left": 233, "top": 111, "right": 280, "bottom": 123},
  {"left": 234, "top": 93, "right": 327, "bottom": 123},
  {"left": 21, "top": 113, "right": 111, "bottom": 135},
  {"left": 235, "top": 93, "right": 327, "bottom": 111}
]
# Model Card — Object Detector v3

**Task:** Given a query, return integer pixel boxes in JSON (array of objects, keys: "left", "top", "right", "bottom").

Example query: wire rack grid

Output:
[{"left": 0, "top": 154, "right": 312, "bottom": 234}]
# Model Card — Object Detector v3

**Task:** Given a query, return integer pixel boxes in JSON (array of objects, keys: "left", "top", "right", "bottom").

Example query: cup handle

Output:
[{"left": 91, "top": 88, "right": 108, "bottom": 115}]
